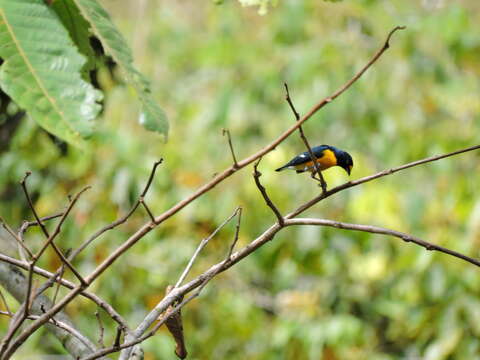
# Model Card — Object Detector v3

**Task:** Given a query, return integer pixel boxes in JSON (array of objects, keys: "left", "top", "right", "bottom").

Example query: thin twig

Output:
[
  {"left": 139, "top": 198, "right": 156, "bottom": 225},
  {"left": 140, "top": 158, "right": 163, "bottom": 198},
  {"left": 20, "top": 172, "right": 48, "bottom": 238},
  {"left": 52, "top": 263, "right": 66, "bottom": 306},
  {"left": 30, "top": 186, "right": 91, "bottom": 286},
  {"left": 0, "top": 311, "right": 97, "bottom": 352},
  {"left": 0, "top": 218, "right": 34, "bottom": 259},
  {"left": 222, "top": 129, "right": 239, "bottom": 168},
  {"left": 0, "top": 290, "right": 11, "bottom": 316},
  {"left": 18, "top": 212, "right": 64, "bottom": 239},
  {"left": 94, "top": 311, "right": 106, "bottom": 348},
  {"left": 284, "top": 83, "right": 327, "bottom": 192},
  {"left": 114, "top": 325, "right": 124, "bottom": 348},
  {"left": 174, "top": 207, "right": 241, "bottom": 289},
  {"left": 72, "top": 158, "right": 163, "bottom": 258},
  {"left": 226, "top": 207, "right": 242, "bottom": 260},
  {"left": 253, "top": 159, "right": 284, "bottom": 226},
  {"left": 0, "top": 253, "right": 129, "bottom": 331}
]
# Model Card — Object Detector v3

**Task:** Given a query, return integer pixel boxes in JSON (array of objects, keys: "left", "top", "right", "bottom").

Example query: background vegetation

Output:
[{"left": 1, "top": 0, "right": 479, "bottom": 359}]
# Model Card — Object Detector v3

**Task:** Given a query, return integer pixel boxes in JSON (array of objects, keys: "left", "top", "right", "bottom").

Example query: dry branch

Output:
[
  {"left": 284, "top": 82, "right": 327, "bottom": 191},
  {"left": 286, "top": 218, "right": 480, "bottom": 267}
]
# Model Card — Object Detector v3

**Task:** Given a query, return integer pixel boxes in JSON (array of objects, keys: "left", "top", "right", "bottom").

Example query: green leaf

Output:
[
  {"left": 71, "top": 0, "right": 169, "bottom": 138},
  {"left": 0, "top": 0, "right": 102, "bottom": 147},
  {"left": 51, "top": 0, "right": 96, "bottom": 75}
]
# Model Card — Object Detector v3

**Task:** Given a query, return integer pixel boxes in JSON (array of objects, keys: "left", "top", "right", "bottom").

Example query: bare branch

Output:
[
  {"left": 114, "top": 325, "right": 124, "bottom": 348},
  {"left": 0, "top": 254, "right": 130, "bottom": 335},
  {"left": 0, "top": 289, "right": 11, "bottom": 316},
  {"left": 0, "top": 218, "right": 33, "bottom": 259},
  {"left": 0, "top": 262, "right": 102, "bottom": 359},
  {"left": 139, "top": 197, "right": 156, "bottom": 225},
  {"left": 72, "top": 158, "right": 163, "bottom": 258},
  {"left": 30, "top": 186, "right": 90, "bottom": 286},
  {"left": 94, "top": 311, "right": 106, "bottom": 348},
  {"left": 226, "top": 207, "right": 242, "bottom": 260},
  {"left": 18, "top": 212, "right": 64, "bottom": 239},
  {"left": 174, "top": 207, "right": 242, "bottom": 289},
  {"left": 0, "top": 310, "right": 97, "bottom": 353},
  {"left": 253, "top": 159, "right": 284, "bottom": 226},
  {"left": 284, "top": 83, "right": 327, "bottom": 192},
  {"left": 140, "top": 158, "right": 163, "bottom": 198},
  {"left": 20, "top": 171, "right": 48, "bottom": 238},
  {"left": 222, "top": 129, "right": 239, "bottom": 168},
  {"left": 285, "top": 218, "right": 480, "bottom": 267}
]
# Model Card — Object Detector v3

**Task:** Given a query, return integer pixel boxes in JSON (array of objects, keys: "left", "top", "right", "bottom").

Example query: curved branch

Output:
[{"left": 286, "top": 218, "right": 480, "bottom": 267}]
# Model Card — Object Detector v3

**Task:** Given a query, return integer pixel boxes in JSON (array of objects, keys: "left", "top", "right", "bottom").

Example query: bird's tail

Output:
[{"left": 275, "top": 166, "right": 287, "bottom": 172}]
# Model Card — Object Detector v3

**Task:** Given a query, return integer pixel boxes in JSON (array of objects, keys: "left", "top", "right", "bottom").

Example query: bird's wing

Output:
[{"left": 284, "top": 145, "right": 329, "bottom": 167}]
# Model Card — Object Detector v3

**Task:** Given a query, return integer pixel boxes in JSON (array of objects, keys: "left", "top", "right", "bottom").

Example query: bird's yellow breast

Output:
[{"left": 295, "top": 149, "right": 337, "bottom": 171}]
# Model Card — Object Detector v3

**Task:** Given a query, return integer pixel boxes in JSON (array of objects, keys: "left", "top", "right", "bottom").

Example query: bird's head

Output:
[{"left": 336, "top": 150, "right": 354, "bottom": 176}]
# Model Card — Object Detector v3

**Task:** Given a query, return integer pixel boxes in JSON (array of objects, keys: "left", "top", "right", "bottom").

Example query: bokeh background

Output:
[{"left": 1, "top": 0, "right": 480, "bottom": 358}]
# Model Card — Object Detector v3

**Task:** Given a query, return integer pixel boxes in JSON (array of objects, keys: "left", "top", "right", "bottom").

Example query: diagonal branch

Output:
[
  {"left": 0, "top": 254, "right": 130, "bottom": 334},
  {"left": 32, "top": 186, "right": 91, "bottom": 285},
  {"left": 0, "top": 218, "right": 34, "bottom": 260},
  {"left": 253, "top": 159, "right": 284, "bottom": 226},
  {"left": 0, "top": 262, "right": 104, "bottom": 359},
  {"left": 174, "top": 207, "right": 242, "bottom": 289},
  {"left": 284, "top": 82, "right": 327, "bottom": 192},
  {"left": 99, "top": 210, "right": 244, "bottom": 360},
  {"left": 223, "top": 129, "right": 239, "bottom": 168},
  {"left": 1, "top": 186, "right": 90, "bottom": 357},
  {"left": 18, "top": 212, "right": 64, "bottom": 240},
  {"left": 72, "top": 158, "right": 163, "bottom": 258},
  {"left": 21, "top": 173, "right": 89, "bottom": 285}
]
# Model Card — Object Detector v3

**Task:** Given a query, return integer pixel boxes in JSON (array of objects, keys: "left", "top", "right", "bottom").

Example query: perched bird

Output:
[{"left": 275, "top": 145, "right": 353, "bottom": 175}]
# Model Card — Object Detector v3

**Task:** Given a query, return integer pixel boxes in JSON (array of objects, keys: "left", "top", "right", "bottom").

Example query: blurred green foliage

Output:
[{"left": 1, "top": 0, "right": 480, "bottom": 359}]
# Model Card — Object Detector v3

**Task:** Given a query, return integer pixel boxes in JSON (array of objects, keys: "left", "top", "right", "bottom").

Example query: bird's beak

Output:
[{"left": 347, "top": 165, "right": 352, "bottom": 176}]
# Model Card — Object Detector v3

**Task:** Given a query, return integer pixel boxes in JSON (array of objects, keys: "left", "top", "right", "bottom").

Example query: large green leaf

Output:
[
  {"left": 72, "top": 0, "right": 169, "bottom": 138},
  {"left": 0, "top": 0, "right": 102, "bottom": 147},
  {"left": 51, "top": 0, "right": 96, "bottom": 75}
]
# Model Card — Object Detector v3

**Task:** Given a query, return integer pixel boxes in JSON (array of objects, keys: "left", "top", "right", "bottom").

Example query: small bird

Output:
[{"left": 275, "top": 145, "right": 353, "bottom": 175}]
